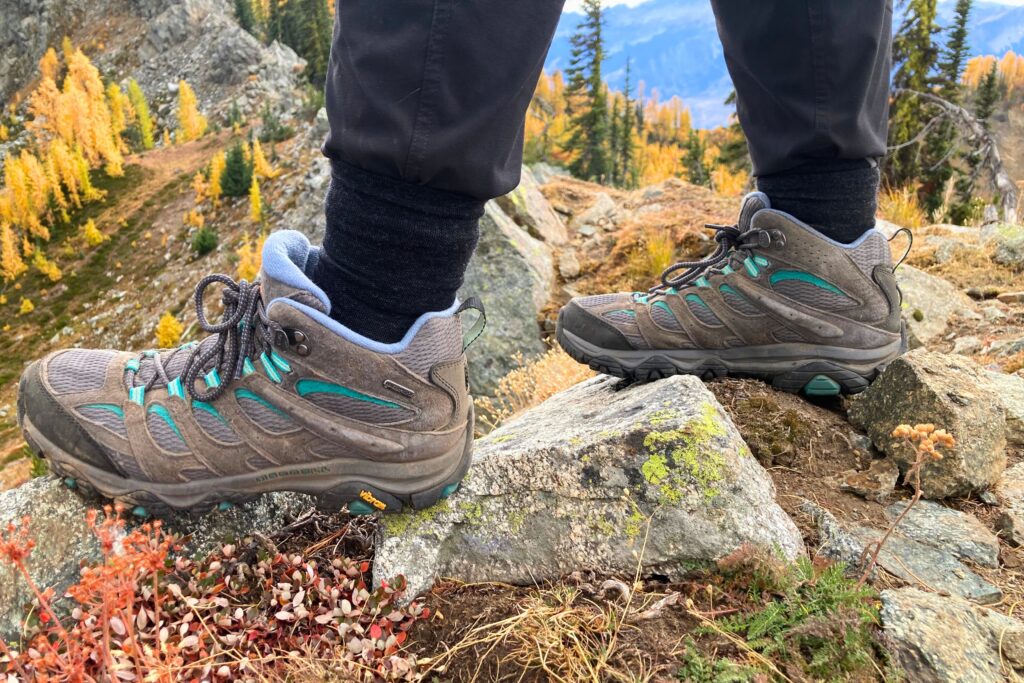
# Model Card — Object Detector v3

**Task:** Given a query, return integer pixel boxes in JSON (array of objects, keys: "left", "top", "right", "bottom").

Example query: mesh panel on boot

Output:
[
  {"left": 236, "top": 392, "right": 298, "bottom": 433},
  {"left": 650, "top": 303, "right": 683, "bottom": 331},
  {"left": 772, "top": 279, "right": 854, "bottom": 311},
  {"left": 48, "top": 350, "right": 116, "bottom": 394},
  {"left": 772, "top": 327, "right": 806, "bottom": 343},
  {"left": 103, "top": 447, "right": 148, "bottom": 480},
  {"left": 305, "top": 393, "right": 414, "bottom": 424},
  {"left": 577, "top": 294, "right": 620, "bottom": 308},
  {"left": 848, "top": 232, "right": 891, "bottom": 278},
  {"left": 686, "top": 296, "right": 723, "bottom": 327},
  {"left": 146, "top": 410, "right": 190, "bottom": 454},
  {"left": 603, "top": 310, "right": 637, "bottom": 324},
  {"left": 75, "top": 405, "right": 128, "bottom": 438},
  {"left": 720, "top": 287, "right": 762, "bottom": 316},
  {"left": 193, "top": 405, "right": 242, "bottom": 444},
  {"left": 395, "top": 316, "right": 462, "bottom": 378}
]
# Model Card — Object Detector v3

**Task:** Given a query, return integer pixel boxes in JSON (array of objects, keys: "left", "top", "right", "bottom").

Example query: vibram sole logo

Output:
[{"left": 359, "top": 489, "right": 387, "bottom": 510}]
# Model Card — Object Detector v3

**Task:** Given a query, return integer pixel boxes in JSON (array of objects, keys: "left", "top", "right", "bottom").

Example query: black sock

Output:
[
  {"left": 314, "top": 160, "right": 484, "bottom": 343},
  {"left": 756, "top": 160, "right": 879, "bottom": 243}
]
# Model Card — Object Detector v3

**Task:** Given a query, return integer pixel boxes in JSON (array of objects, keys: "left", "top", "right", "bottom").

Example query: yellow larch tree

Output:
[
  {"left": 32, "top": 250, "right": 62, "bottom": 282},
  {"left": 208, "top": 152, "right": 226, "bottom": 206},
  {"left": 249, "top": 175, "right": 263, "bottom": 223},
  {"left": 176, "top": 80, "right": 208, "bottom": 142},
  {"left": 192, "top": 171, "right": 208, "bottom": 203},
  {"left": 236, "top": 232, "right": 266, "bottom": 281},
  {"left": 0, "top": 222, "right": 27, "bottom": 282},
  {"left": 81, "top": 218, "right": 107, "bottom": 246},
  {"left": 251, "top": 139, "right": 277, "bottom": 179}
]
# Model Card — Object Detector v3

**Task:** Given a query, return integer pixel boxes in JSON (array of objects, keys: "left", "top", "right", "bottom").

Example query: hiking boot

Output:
[
  {"left": 17, "top": 231, "right": 477, "bottom": 517},
  {"left": 557, "top": 192, "right": 906, "bottom": 396}
]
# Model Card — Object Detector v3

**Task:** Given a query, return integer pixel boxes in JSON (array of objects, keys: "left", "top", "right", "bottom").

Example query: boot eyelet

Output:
[
  {"left": 296, "top": 344, "right": 310, "bottom": 356},
  {"left": 293, "top": 330, "right": 307, "bottom": 344}
]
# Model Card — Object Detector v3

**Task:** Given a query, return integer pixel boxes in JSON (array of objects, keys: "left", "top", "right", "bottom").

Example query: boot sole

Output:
[
  {"left": 556, "top": 324, "right": 906, "bottom": 396},
  {"left": 19, "top": 407, "right": 474, "bottom": 519}
]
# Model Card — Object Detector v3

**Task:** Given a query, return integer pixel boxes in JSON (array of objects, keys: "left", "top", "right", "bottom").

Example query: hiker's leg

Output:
[
  {"left": 557, "top": 0, "right": 902, "bottom": 394},
  {"left": 317, "top": 0, "right": 566, "bottom": 343},
  {"left": 710, "top": 0, "right": 893, "bottom": 243}
]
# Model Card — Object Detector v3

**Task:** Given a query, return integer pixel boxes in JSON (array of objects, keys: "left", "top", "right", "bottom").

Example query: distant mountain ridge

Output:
[{"left": 546, "top": 0, "right": 1024, "bottom": 128}]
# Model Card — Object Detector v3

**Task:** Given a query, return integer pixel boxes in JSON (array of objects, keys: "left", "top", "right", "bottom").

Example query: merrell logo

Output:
[
  {"left": 359, "top": 489, "right": 387, "bottom": 510},
  {"left": 253, "top": 465, "right": 330, "bottom": 484}
]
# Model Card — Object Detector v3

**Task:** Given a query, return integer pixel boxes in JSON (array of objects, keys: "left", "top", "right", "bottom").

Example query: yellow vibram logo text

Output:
[{"left": 359, "top": 490, "right": 387, "bottom": 510}]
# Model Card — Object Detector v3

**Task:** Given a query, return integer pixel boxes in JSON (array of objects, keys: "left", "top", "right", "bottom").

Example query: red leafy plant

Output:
[{"left": 0, "top": 505, "right": 428, "bottom": 681}]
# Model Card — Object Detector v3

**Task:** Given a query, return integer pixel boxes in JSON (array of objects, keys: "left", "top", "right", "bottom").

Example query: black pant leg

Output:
[
  {"left": 323, "top": 0, "right": 566, "bottom": 201},
  {"left": 709, "top": 0, "right": 893, "bottom": 177}
]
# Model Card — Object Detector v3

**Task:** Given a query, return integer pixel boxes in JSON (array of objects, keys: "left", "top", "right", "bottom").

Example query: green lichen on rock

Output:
[
  {"left": 648, "top": 408, "right": 680, "bottom": 426},
  {"left": 640, "top": 402, "right": 728, "bottom": 504},
  {"left": 383, "top": 498, "right": 452, "bottom": 537}
]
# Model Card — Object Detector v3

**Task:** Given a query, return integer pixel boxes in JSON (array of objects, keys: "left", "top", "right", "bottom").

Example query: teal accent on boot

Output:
[
  {"left": 83, "top": 403, "right": 124, "bottom": 418},
  {"left": 259, "top": 352, "right": 282, "bottom": 383},
  {"left": 147, "top": 404, "right": 184, "bottom": 439},
  {"left": 695, "top": 276, "right": 710, "bottom": 288},
  {"left": 721, "top": 264, "right": 735, "bottom": 275},
  {"left": 192, "top": 400, "right": 228, "bottom": 424},
  {"left": 743, "top": 257, "right": 760, "bottom": 277},
  {"left": 295, "top": 379, "right": 402, "bottom": 409},
  {"left": 203, "top": 368, "right": 221, "bottom": 389},
  {"left": 348, "top": 500, "right": 377, "bottom": 515},
  {"left": 218, "top": 501, "right": 234, "bottom": 511},
  {"left": 269, "top": 350, "right": 292, "bottom": 373},
  {"left": 234, "top": 389, "right": 287, "bottom": 416},
  {"left": 63, "top": 477, "right": 77, "bottom": 489},
  {"left": 129, "top": 386, "right": 146, "bottom": 405},
  {"left": 242, "top": 357, "right": 256, "bottom": 377},
  {"left": 440, "top": 483, "right": 460, "bottom": 499},
  {"left": 167, "top": 377, "right": 185, "bottom": 399},
  {"left": 126, "top": 359, "right": 141, "bottom": 372},
  {"left": 131, "top": 506, "right": 149, "bottom": 518},
  {"left": 685, "top": 294, "right": 709, "bottom": 308},
  {"left": 804, "top": 375, "right": 841, "bottom": 396},
  {"left": 753, "top": 255, "right": 770, "bottom": 267},
  {"left": 769, "top": 270, "right": 846, "bottom": 296}
]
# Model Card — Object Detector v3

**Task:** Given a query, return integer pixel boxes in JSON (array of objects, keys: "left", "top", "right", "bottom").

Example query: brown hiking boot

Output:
[
  {"left": 557, "top": 192, "right": 906, "bottom": 395},
  {"left": 17, "top": 231, "right": 477, "bottom": 517}
]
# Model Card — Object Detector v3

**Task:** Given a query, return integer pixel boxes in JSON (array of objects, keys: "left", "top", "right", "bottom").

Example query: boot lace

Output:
[
  {"left": 649, "top": 223, "right": 784, "bottom": 295},
  {"left": 125, "top": 275, "right": 283, "bottom": 402}
]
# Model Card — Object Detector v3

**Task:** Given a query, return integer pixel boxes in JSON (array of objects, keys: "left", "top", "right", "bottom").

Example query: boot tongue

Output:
[
  {"left": 258, "top": 230, "right": 331, "bottom": 315},
  {"left": 736, "top": 191, "right": 770, "bottom": 232}
]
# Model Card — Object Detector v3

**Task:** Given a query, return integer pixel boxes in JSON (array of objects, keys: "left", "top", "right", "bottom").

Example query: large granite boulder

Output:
[
  {"left": 460, "top": 201, "right": 553, "bottom": 397},
  {"left": 848, "top": 350, "right": 1007, "bottom": 499},
  {"left": 895, "top": 265, "right": 974, "bottom": 348},
  {"left": 374, "top": 374, "right": 804, "bottom": 600},
  {"left": 495, "top": 166, "right": 569, "bottom": 245},
  {"left": 882, "top": 588, "right": 1024, "bottom": 682}
]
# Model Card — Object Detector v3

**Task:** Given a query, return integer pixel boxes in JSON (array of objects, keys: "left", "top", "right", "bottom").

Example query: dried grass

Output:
[
  {"left": 475, "top": 347, "right": 595, "bottom": 433},
  {"left": 878, "top": 186, "right": 927, "bottom": 229}
]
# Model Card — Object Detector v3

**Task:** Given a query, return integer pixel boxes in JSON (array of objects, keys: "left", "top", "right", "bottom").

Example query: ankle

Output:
[
  {"left": 756, "top": 160, "right": 879, "bottom": 244},
  {"left": 314, "top": 161, "right": 484, "bottom": 343}
]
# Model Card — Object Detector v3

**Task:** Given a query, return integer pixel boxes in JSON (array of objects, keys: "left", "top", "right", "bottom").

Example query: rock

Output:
[
  {"left": 838, "top": 458, "right": 899, "bottom": 503},
  {"left": 375, "top": 375, "right": 804, "bottom": 600},
  {"left": 313, "top": 107, "right": 330, "bottom": 139},
  {"left": 847, "top": 350, "right": 1007, "bottom": 499},
  {"left": 873, "top": 219, "right": 902, "bottom": 239},
  {"left": 804, "top": 503, "right": 1001, "bottom": 603},
  {"left": 530, "top": 162, "right": 569, "bottom": 185},
  {"left": 967, "top": 286, "right": 1001, "bottom": 301},
  {"left": 998, "top": 291, "right": 1024, "bottom": 304},
  {"left": 570, "top": 193, "right": 620, "bottom": 233},
  {"left": 558, "top": 249, "right": 582, "bottom": 280},
  {"left": 952, "top": 335, "right": 983, "bottom": 355},
  {"left": 0, "top": 477, "right": 314, "bottom": 640},
  {"left": 997, "top": 463, "right": 1024, "bottom": 546},
  {"left": 460, "top": 202, "right": 553, "bottom": 396},
  {"left": 885, "top": 500, "right": 1000, "bottom": 568},
  {"left": 895, "top": 266, "right": 974, "bottom": 348},
  {"left": 984, "top": 371, "right": 1024, "bottom": 446},
  {"left": 494, "top": 166, "right": 569, "bottom": 244},
  {"left": 882, "top": 588, "right": 1024, "bottom": 682},
  {"left": 987, "top": 223, "right": 1024, "bottom": 268}
]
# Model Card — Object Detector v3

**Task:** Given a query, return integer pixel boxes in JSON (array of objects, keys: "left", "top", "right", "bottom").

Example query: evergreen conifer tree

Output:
[
  {"left": 975, "top": 62, "right": 1001, "bottom": 128},
  {"left": 221, "top": 140, "right": 254, "bottom": 197},
  {"left": 683, "top": 130, "right": 711, "bottom": 187},
  {"left": 887, "top": 0, "right": 940, "bottom": 187},
  {"left": 617, "top": 59, "right": 637, "bottom": 188},
  {"left": 234, "top": 0, "right": 256, "bottom": 33},
  {"left": 563, "top": 0, "right": 610, "bottom": 183}
]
